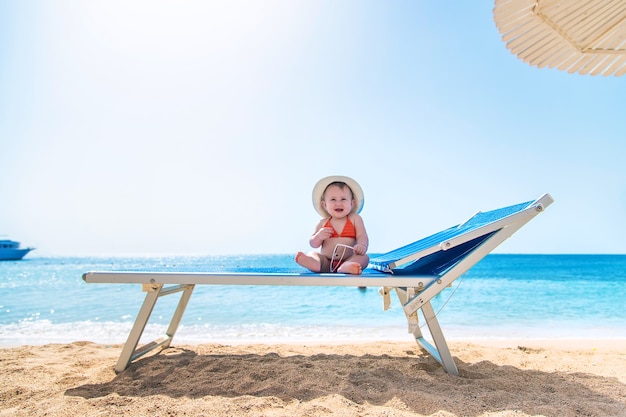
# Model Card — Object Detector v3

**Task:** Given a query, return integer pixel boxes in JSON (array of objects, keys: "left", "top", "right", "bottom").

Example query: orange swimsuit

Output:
[
  {"left": 324, "top": 217, "right": 357, "bottom": 271},
  {"left": 324, "top": 217, "right": 357, "bottom": 238}
]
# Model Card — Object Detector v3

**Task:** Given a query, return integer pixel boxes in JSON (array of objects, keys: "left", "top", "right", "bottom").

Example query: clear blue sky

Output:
[{"left": 1, "top": 1, "right": 624, "bottom": 256}]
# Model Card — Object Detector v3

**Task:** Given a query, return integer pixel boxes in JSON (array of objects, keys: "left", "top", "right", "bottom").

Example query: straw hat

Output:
[{"left": 312, "top": 175, "right": 364, "bottom": 217}]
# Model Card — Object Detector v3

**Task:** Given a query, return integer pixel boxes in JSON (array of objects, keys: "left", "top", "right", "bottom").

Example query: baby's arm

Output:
[
  {"left": 352, "top": 214, "right": 369, "bottom": 255},
  {"left": 309, "top": 219, "right": 332, "bottom": 248}
]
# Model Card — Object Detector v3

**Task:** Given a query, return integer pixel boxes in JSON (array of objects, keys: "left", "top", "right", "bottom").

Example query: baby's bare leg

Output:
[
  {"left": 337, "top": 254, "right": 369, "bottom": 275},
  {"left": 295, "top": 251, "right": 324, "bottom": 273},
  {"left": 337, "top": 262, "right": 362, "bottom": 275}
]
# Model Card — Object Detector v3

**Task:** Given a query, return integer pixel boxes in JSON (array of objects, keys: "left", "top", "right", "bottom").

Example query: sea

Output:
[{"left": 1, "top": 254, "right": 625, "bottom": 347}]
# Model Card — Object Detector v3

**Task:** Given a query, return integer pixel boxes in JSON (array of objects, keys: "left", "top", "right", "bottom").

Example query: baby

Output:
[{"left": 295, "top": 176, "right": 369, "bottom": 275}]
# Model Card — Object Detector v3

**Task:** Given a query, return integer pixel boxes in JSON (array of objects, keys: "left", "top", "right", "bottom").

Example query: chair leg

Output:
[
  {"left": 397, "top": 288, "right": 459, "bottom": 376},
  {"left": 419, "top": 302, "right": 459, "bottom": 376},
  {"left": 393, "top": 287, "right": 422, "bottom": 336},
  {"left": 115, "top": 285, "right": 162, "bottom": 373},
  {"left": 114, "top": 284, "right": 195, "bottom": 373},
  {"left": 163, "top": 284, "right": 195, "bottom": 348}
]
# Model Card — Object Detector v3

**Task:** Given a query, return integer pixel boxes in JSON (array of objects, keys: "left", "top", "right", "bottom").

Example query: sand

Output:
[{"left": 1, "top": 340, "right": 625, "bottom": 417}]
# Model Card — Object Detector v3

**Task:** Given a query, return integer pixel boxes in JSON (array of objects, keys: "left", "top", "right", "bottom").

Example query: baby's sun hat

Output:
[{"left": 312, "top": 175, "right": 364, "bottom": 217}]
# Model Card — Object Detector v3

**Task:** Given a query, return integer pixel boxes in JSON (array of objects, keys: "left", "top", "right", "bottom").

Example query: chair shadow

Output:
[{"left": 65, "top": 347, "right": 625, "bottom": 417}]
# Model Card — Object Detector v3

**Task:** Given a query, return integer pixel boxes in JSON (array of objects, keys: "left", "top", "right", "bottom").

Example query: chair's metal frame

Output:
[{"left": 83, "top": 194, "right": 553, "bottom": 375}]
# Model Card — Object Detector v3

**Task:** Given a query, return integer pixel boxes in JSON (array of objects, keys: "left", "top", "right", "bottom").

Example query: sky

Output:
[{"left": 1, "top": 1, "right": 625, "bottom": 257}]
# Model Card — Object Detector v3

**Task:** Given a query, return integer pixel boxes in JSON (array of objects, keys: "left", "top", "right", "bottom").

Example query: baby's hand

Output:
[
  {"left": 315, "top": 227, "right": 333, "bottom": 241},
  {"left": 353, "top": 243, "right": 367, "bottom": 255}
]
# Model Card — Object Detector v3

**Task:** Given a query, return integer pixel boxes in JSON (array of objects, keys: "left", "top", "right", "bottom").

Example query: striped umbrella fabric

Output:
[{"left": 493, "top": 0, "right": 626, "bottom": 76}]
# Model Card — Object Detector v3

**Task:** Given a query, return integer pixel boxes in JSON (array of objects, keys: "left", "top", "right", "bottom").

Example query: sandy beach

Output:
[{"left": 1, "top": 339, "right": 625, "bottom": 417}]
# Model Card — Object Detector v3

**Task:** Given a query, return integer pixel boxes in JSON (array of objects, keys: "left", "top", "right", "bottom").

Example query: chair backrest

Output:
[{"left": 369, "top": 196, "right": 550, "bottom": 275}]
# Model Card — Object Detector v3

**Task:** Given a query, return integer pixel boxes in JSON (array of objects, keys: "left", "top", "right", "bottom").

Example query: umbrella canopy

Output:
[{"left": 493, "top": 0, "right": 626, "bottom": 76}]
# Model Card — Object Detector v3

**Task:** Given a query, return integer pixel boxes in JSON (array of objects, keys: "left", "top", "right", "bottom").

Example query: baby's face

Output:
[{"left": 322, "top": 185, "right": 354, "bottom": 218}]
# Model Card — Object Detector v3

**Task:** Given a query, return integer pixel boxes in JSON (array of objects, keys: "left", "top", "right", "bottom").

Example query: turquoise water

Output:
[{"left": 1, "top": 254, "right": 624, "bottom": 346}]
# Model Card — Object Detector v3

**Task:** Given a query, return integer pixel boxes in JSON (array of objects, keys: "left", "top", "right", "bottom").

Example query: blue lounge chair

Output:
[{"left": 83, "top": 193, "right": 554, "bottom": 375}]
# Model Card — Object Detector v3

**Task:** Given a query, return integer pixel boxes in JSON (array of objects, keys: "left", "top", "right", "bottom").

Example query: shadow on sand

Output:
[{"left": 66, "top": 346, "right": 626, "bottom": 417}]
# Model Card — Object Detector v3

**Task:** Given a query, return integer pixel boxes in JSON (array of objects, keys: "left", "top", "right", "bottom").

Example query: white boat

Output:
[{"left": 0, "top": 239, "right": 35, "bottom": 260}]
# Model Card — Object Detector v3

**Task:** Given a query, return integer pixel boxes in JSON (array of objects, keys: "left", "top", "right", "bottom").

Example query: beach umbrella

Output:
[{"left": 493, "top": 0, "right": 626, "bottom": 76}]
